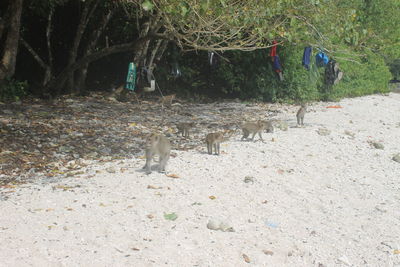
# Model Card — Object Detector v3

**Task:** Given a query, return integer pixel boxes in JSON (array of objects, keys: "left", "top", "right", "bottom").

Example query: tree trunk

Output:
[
  {"left": 19, "top": 9, "right": 54, "bottom": 96},
  {"left": 64, "top": 0, "right": 100, "bottom": 94},
  {"left": 75, "top": 6, "right": 115, "bottom": 94},
  {"left": 0, "top": 0, "right": 23, "bottom": 82},
  {"left": 44, "top": 36, "right": 154, "bottom": 96}
]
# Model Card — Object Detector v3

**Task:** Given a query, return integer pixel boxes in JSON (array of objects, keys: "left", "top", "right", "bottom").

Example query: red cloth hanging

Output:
[{"left": 269, "top": 40, "right": 278, "bottom": 58}]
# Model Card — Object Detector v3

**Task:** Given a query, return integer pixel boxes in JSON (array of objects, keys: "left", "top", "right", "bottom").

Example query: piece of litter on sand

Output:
[
  {"left": 164, "top": 212, "right": 178, "bottom": 221},
  {"left": 326, "top": 105, "right": 342, "bottom": 108},
  {"left": 265, "top": 221, "right": 279, "bottom": 228}
]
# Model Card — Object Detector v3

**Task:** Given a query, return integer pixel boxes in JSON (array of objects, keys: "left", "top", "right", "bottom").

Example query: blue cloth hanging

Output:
[
  {"left": 302, "top": 46, "right": 312, "bottom": 70},
  {"left": 273, "top": 56, "right": 282, "bottom": 72},
  {"left": 316, "top": 52, "right": 329, "bottom": 67}
]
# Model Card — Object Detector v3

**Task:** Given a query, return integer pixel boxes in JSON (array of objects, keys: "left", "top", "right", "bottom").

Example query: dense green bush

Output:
[
  {"left": 328, "top": 50, "right": 391, "bottom": 100},
  {"left": 0, "top": 79, "right": 28, "bottom": 102},
  {"left": 157, "top": 45, "right": 391, "bottom": 103}
]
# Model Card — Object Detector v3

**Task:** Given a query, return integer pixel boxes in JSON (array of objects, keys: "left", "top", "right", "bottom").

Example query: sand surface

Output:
[{"left": 1, "top": 93, "right": 400, "bottom": 267}]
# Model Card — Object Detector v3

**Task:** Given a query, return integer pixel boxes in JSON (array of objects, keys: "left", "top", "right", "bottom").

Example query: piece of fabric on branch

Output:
[
  {"left": 302, "top": 46, "right": 312, "bottom": 70},
  {"left": 316, "top": 52, "right": 329, "bottom": 67},
  {"left": 269, "top": 40, "right": 278, "bottom": 58}
]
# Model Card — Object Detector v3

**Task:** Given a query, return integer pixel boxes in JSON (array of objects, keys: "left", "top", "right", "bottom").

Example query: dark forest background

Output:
[{"left": 1, "top": 0, "right": 399, "bottom": 103}]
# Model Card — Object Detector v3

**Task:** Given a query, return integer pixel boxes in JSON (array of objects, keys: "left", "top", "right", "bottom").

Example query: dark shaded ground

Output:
[{"left": 1, "top": 92, "right": 281, "bottom": 185}]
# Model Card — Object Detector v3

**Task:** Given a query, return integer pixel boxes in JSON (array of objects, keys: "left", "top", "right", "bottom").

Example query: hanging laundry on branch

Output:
[
  {"left": 325, "top": 59, "right": 343, "bottom": 85},
  {"left": 125, "top": 62, "right": 136, "bottom": 91},
  {"left": 269, "top": 40, "right": 278, "bottom": 58},
  {"left": 316, "top": 51, "right": 329, "bottom": 67},
  {"left": 269, "top": 40, "right": 284, "bottom": 81},
  {"left": 302, "top": 46, "right": 312, "bottom": 70},
  {"left": 273, "top": 56, "right": 284, "bottom": 81}
]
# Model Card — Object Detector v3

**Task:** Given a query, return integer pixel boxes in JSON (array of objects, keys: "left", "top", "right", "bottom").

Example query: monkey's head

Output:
[
  {"left": 145, "top": 133, "right": 161, "bottom": 148},
  {"left": 257, "top": 120, "right": 268, "bottom": 128}
]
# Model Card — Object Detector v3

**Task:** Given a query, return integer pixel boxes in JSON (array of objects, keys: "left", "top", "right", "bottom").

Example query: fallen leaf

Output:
[
  {"left": 394, "top": 250, "right": 400, "bottom": 254},
  {"left": 166, "top": 173, "right": 180, "bottom": 178},
  {"left": 277, "top": 169, "right": 284, "bottom": 174},
  {"left": 209, "top": 195, "right": 216, "bottom": 200},
  {"left": 147, "top": 185, "right": 162, "bottom": 189},
  {"left": 263, "top": 250, "right": 274, "bottom": 256},
  {"left": 163, "top": 212, "right": 178, "bottom": 221},
  {"left": 242, "top": 253, "right": 251, "bottom": 263}
]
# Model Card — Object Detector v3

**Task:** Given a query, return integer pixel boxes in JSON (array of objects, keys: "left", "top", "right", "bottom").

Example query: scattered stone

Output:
[
  {"left": 58, "top": 146, "right": 72, "bottom": 153},
  {"left": 263, "top": 250, "right": 274, "bottom": 256},
  {"left": 242, "top": 254, "right": 251, "bottom": 263},
  {"left": 392, "top": 154, "right": 400, "bottom": 163},
  {"left": 244, "top": 176, "right": 254, "bottom": 184},
  {"left": 344, "top": 130, "right": 355, "bottom": 138},
  {"left": 207, "top": 219, "right": 235, "bottom": 232},
  {"left": 317, "top": 128, "right": 331, "bottom": 136},
  {"left": 370, "top": 141, "right": 384, "bottom": 150},
  {"left": 375, "top": 205, "right": 387, "bottom": 213},
  {"left": 105, "top": 167, "right": 116, "bottom": 173}
]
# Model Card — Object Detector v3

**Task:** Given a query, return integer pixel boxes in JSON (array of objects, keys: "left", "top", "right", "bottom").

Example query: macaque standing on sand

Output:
[
  {"left": 176, "top": 122, "right": 195, "bottom": 137},
  {"left": 143, "top": 133, "right": 171, "bottom": 174},
  {"left": 296, "top": 104, "right": 307, "bottom": 126},
  {"left": 161, "top": 94, "right": 176, "bottom": 108},
  {"left": 205, "top": 132, "right": 224, "bottom": 155},
  {"left": 240, "top": 121, "right": 269, "bottom": 141}
]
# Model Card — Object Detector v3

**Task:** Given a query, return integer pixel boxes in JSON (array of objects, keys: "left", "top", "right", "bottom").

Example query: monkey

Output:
[
  {"left": 176, "top": 122, "right": 195, "bottom": 137},
  {"left": 240, "top": 120, "right": 268, "bottom": 141},
  {"left": 296, "top": 104, "right": 307, "bottom": 126},
  {"left": 142, "top": 133, "right": 171, "bottom": 174},
  {"left": 205, "top": 132, "right": 224, "bottom": 155},
  {"left": 161, "top": 94, "right": 176, "bottom": 108}
]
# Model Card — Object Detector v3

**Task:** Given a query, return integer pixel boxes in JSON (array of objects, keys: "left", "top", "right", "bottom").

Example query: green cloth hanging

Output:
[{"left": 125, "top": 62, "right": 136, "bottom": 91}]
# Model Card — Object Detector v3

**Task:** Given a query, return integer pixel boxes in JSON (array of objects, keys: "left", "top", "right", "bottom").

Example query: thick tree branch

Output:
[
  {"left": 19, "top": 37, "right": 47, "bottom": 69},
  {"left": 45, "top": 36, "right": 154, "bottom": 94}
]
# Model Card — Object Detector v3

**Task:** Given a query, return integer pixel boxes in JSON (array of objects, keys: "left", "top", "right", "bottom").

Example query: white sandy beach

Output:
[{"left": 1, "top": 93, "right": 400, "bottom": 267}]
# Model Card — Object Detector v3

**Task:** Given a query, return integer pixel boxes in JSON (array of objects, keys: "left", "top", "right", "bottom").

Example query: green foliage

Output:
[
  {"left": 158, "top": 44, "right": 392, "bottom": 103},
  {"left": 0, "top": 79, "right": 28, "bottom": 102},
  {"left": 388, "top": 59, "right": 400, "bottom": 79},
  {"left": 327, "top": 50, "right": 391, "bottom": 100}
]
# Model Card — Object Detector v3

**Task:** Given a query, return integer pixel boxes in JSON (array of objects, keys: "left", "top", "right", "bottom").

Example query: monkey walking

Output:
[
  {"left": 176, "top": 122, "right": 195, "bottom": 137},
  {"left": 240, "top": 121, "right": 268, "bottom": 141},
  {"left": 296, "top": 104, "right": 307, "bottom": 126},
  {"left": 205, "top": 132, "right": 224, "bottom": 155},
  {"left": 161, "top": 94, "right": 176, "bottom": 108},
  {"left": 143, "top": 133, "right": 171, "bottom": 174}
]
